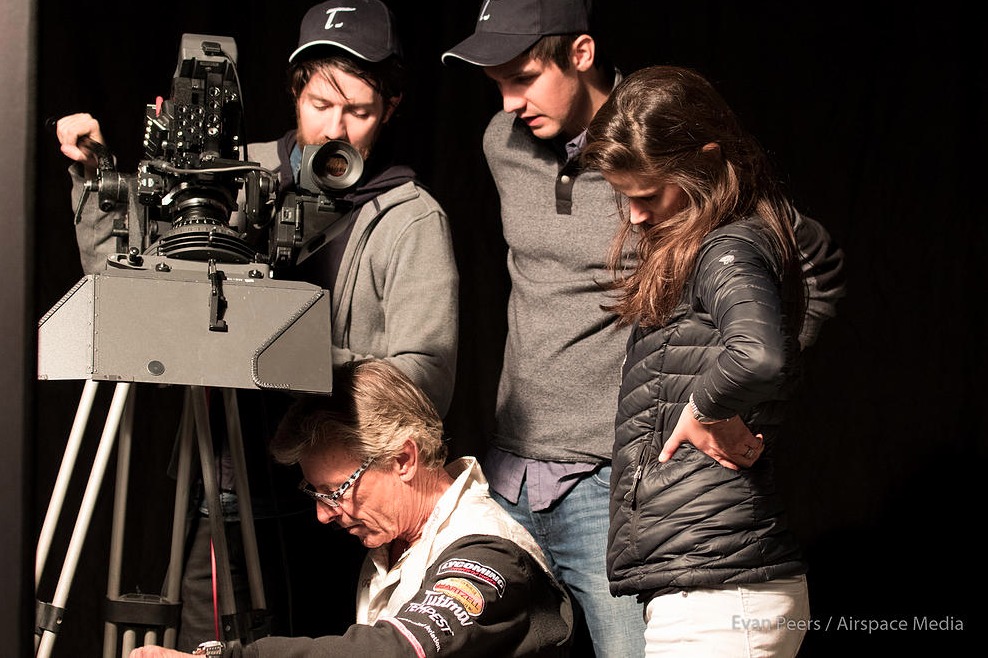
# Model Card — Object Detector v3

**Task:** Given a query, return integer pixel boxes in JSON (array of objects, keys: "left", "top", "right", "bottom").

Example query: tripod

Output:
[
  {"left": 35, "top": 259, "right": 335, "bottom": 657},
  {"left": 35, "top": 379, "right": 269, "bottom": 658}
]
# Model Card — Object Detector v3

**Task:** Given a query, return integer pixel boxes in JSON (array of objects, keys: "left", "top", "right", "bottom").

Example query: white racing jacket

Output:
[{"left": 232, "top": 458, "right": 573, "bottom": 657}]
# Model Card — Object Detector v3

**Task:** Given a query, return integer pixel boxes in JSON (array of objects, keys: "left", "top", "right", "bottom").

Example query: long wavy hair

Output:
[{"left": 582, "top": 65, "right": 802, "bottom": 329}]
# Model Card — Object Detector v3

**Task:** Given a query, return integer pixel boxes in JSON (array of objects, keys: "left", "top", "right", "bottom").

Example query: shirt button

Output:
[{"left": 560, "top": 175, "right": 572, "bottom": 184}]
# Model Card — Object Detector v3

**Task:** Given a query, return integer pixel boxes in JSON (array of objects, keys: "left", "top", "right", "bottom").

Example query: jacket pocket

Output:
[{"left": 626, "top": 435, "right": 656, "bottom": 510}]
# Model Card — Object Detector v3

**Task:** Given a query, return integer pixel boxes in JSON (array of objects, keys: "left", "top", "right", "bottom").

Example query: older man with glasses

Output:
[{"left": 131, "top": 359, "right": 574, "bottom": 658}]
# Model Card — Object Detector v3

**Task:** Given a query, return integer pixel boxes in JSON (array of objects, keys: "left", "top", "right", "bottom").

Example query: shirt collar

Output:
[{"left": 563, "top": 68, "right": 624, "bottom": 162}]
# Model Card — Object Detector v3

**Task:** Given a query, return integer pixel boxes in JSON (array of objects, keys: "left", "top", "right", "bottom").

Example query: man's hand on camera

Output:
[{"left": 55, "top": 112, "right": 106, "bottom": 172}]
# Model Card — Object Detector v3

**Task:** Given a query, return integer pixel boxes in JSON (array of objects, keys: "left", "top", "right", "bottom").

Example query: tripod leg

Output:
[
  {"left": 36, "top": 382, "right": 132, "bottom": 658},
  {"left": 121, "top": 629, "right": 136, "bottom": 657},
  {"left": 103, "top": 385, "right": 137, "bottom": 658},
  {"left": 188, "top": 387, "right": 239, "bottom": 647},
  {"left": 36, "top": 379, "right": 100, "bottom": 586},
  {"left": 159, "top": 388, "right": 198, "bottom": 649},
  {"left": 222, "top": 389, "right": 267, "bottom": 613}
]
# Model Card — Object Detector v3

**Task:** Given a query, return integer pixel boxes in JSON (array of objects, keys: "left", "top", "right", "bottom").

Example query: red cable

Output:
[{"left": 206, "top": 386, "right": 221, "bottom": 642}]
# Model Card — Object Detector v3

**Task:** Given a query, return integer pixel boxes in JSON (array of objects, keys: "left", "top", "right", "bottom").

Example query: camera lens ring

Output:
[{"left": 308, "top": 140, "right": 364, "bottom": 192}]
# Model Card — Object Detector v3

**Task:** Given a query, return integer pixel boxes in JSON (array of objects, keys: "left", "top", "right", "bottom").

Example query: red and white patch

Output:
[{"left": 434, "top": 577, "right": 485, "bottom": 616}]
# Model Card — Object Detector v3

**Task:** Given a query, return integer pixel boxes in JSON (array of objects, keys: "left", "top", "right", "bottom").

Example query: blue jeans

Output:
[{"left": 491, "top": 465, "right": 646, "bottom": 657}]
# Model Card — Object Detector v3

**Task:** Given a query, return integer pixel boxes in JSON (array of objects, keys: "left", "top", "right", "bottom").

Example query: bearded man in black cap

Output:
[
  {"left": 57, "top": 0, "right": 457, "bottom": 415},
  {"left": 54, "top": 0, "right": 459, "bottom": 650}
]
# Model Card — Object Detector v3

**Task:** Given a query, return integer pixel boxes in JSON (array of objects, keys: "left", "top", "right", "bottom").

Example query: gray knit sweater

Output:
[{"left": 484, "top": 111, "right": 628, "bottom": 462}]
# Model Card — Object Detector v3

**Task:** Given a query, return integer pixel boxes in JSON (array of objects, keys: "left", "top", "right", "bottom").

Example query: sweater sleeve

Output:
[
  {"left": 231, "top": 536, "right": 572, "bottom": 658},
  {"left": 69, "top": 163, "right": 127, "bottom": 275},
  {"left": 690, "top": 229, "right": 796, "bottom": 421},
  {"left": 331, "top": 200, "right": 459, "bottom": 417}
]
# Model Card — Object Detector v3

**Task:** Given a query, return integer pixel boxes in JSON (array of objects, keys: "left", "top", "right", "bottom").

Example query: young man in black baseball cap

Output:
[{"left": 442, "top": 2, "right": 646, "bottom": 656}]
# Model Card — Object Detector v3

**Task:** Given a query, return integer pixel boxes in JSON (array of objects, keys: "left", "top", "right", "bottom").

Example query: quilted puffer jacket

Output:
[{"left": 607, "top": 216, "right": 807, "bottom": 601}]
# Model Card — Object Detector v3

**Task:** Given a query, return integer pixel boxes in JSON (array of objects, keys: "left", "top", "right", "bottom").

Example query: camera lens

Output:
[
  {"left": 320, "top": 153, "right": 349, "bottom": 179},
  {"left": 307, "top": 140, "right": 364, "bottom": 193}
]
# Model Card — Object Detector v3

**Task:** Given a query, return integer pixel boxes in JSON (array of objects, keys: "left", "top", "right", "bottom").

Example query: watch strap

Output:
[
  {"left": 193, "top": 640, "right": 225, "bottom": 656},
  {"left": 689, "top": 393, "right": 726, "bottom": 424}
]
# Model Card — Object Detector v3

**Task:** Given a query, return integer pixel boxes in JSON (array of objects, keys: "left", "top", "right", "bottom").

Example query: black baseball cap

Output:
[
  {"left": 441, "top": 0, "right": 590, "bottom": 67},
  {"left": 290, "top": 0, "right": 401, "bottom": 64}
]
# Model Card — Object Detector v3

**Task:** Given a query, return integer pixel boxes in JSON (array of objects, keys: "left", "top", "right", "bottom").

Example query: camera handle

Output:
[{"left": 73, "top": 136, "right": 129, "bottom": 224}]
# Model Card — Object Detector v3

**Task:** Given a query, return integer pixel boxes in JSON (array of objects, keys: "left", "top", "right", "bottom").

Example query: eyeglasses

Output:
[{"left": 298, "top": 456, "right": 374, "bottom": 509}]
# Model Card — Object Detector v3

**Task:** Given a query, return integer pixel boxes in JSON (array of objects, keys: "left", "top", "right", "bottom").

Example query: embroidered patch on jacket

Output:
[
  {"left": 400, "top": 586, "right": 476, "bottom": 637},
  {"left": 434, "top": 577, "right": 485, "bottom": 616},
  {"left": 719, "top": 254, "right": 735, "bottom": 265},
  {"left": 436, "top": 558, "right": 506, "bottom": 595}
]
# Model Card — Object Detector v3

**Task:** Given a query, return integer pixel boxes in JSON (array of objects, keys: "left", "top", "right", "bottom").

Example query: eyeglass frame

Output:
[{"left": 298, "top": 456, "right": 374, "bottom": 509}]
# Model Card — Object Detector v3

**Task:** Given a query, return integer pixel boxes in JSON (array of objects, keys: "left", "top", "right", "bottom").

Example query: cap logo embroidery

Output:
[
  {"left": 324, "top": 7, "right": 356, "bottom": 29},
  {"left": 478, "top": 0, "right": 492, "bottom": 22}
]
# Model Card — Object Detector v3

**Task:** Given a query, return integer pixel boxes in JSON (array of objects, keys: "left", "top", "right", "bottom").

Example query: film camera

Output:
[
  {"left": 41, "top": 33, "right": 356, "bottom": 394},
  {"left": 80, "top": 32, "right": 363, "bottom": 273},
  {"left": 35, "top": 34, "right": 361, "bottom": 658}
]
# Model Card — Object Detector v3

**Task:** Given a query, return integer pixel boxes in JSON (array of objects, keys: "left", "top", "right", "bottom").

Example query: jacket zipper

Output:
[{"left": 625, "top": 438, "right": 652, "bottom": 510}]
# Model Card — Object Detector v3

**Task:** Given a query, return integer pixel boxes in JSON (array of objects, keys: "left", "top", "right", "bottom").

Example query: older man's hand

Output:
[{"left": 129, "top": 646, "right": 195, "bottom": 658}]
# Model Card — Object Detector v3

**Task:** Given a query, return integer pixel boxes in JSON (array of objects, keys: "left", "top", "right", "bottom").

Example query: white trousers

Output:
[{"left": 644, "top": 575, "right": 810, "bottom": 658}]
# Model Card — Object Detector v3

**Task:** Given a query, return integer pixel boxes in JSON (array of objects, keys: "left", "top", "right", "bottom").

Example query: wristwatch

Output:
[
  {"left": 689, "top": 393, "right": 726, "bottom": 425},
  {"left": 193, "top": 641, "right": 225, "bottom": 656}
]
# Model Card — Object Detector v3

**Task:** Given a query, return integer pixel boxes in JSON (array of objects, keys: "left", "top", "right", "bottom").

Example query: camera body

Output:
[
  {"left": 137, "top": 34, "right": 262, "bottom": 264},
  {"left": 95, "top": 33, "right": 362, "bottom": 274},
  {"left": 41, "top": 34, "right": 353, "bottom": 393}
]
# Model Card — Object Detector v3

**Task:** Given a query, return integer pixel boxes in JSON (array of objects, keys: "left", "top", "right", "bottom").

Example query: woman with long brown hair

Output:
[{"left": 582, "top": 65, "right": 813, "bottom": 657}]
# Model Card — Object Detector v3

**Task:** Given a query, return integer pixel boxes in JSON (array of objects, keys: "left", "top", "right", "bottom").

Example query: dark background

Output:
[{"left": 26, "top": 1, "right": 983, "bottom": 656}]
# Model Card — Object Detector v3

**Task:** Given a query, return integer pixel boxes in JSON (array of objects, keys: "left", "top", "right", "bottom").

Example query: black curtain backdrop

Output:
[{"left": 31, "top": 2, "right": 983, "bottom": 656}]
